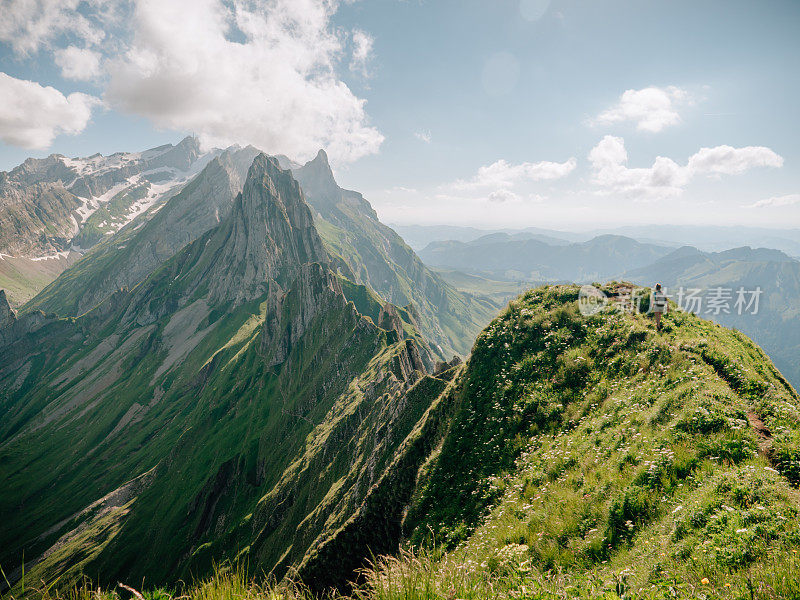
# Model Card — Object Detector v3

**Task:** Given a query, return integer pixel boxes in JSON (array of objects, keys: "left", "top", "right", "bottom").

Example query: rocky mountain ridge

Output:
[{"left": 0, "top": 151, "right": 442, "bottom": 593}]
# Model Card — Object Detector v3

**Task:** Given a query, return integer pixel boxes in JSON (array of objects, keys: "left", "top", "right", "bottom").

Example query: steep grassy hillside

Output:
[
  {"left": 401, "top": 283, "right": 800, "bottom": 597},
  {"left": 0, "top": 252, "right": 81, "bottom": 306}
]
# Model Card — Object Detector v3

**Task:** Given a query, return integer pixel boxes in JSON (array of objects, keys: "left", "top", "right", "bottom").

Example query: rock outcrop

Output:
[{"left": 0, "top": 289, "right": 16, "bottom": 330}]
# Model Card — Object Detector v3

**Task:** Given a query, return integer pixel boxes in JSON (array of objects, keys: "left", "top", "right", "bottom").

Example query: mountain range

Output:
[
  {"left": 0, "top": 137, "right": 220, "bottom": 305},
  {"left": 395, "top": 223, "right": 800, "bottom": 257},
  {"left": 2, "top": 139, "right": 799, "bottom": 599},
  {"left": 0, "top": 154, "right": 449, "bottom": 591},
  {"left": 419, "top": 233, "right": 673, "bottom": 282}
]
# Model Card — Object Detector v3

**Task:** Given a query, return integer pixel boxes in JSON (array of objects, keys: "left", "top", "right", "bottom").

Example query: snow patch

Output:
[{"left": 30, "top": 250, "right": 71, "bottom": 262}]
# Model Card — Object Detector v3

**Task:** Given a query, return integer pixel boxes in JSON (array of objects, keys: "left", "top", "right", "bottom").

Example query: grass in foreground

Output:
[{"left": 7, "top": 549, "right": 800, "bottom": 600}]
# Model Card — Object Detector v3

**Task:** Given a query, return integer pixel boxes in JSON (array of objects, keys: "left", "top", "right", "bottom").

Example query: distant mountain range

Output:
[
  {"left": 419, "top": 233, "right": 672, "bottom": 282},
  {"left": 0, "top": 137, "right": 223, "bottom": 305},
  {"left": 394, "top": 223, "right": 800, "bottom": 256}
]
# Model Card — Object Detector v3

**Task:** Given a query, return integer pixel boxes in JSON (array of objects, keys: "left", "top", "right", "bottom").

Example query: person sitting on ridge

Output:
[{"left": 651, "top": 283, "right": 668, "bottom": 331}]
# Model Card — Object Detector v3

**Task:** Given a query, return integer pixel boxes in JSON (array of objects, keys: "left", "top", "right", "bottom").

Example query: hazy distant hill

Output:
[
  {"left": 396, "top": 223, "right": 800, "bottom": 256},
  {"left": 419, "top": 233, "right": 671, "bottom": 282},
  {"left": 390, "top": 224, "right": 580, "bottom": 250}
]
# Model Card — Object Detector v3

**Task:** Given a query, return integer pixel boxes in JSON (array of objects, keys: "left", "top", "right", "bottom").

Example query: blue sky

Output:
[{"left": 0, "top": 0, "right": 798, "bottom": 229}]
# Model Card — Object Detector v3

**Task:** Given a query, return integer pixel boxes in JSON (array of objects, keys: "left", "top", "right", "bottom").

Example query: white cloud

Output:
[
  {"left": 451, "top": 157, "right": 577, "bottom": 191},
  {"left": 749, "top": 194, "right": 800, "bottom": 208},
  {"left": 414, "top": 130, "right": 432, "bottom": 143},
  {"left": 589, "top": 135, "right": 783, "bottom": 200},
  {"left": 593, "top": 86, "right": 691, "bottom": 133},
  {"left": 350, "top": 29, "right": 374, "bottom": 78},
  {"left": 488, "top": 189, "right": 521, "bottom": 203},
  {"left": 0, "top": 0, "right": 381, "bottom": 161},
  {"left": 687, "top": 145, "right": 784, "bottom": 175},
  {"left": 54, "top": 46, "right": 103, "bottom": 81},
  {"left": 102, "top": 0, "right": 382, "bottom": 163},
  {"left": 0, "top": 72, "right": 101, "bottom": 149},
  {"left": 0, "top": 0, "right": 111, "bottom": 56}
]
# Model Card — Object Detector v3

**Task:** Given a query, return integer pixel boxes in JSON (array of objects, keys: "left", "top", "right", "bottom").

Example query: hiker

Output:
[{"left": 652, "top": 283, "right": 668, "bottom": 330}]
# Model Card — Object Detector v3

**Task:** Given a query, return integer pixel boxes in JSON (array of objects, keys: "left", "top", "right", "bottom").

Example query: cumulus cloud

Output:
[
  {"left": 101, "top": 0, "right": 382, "bottom": 163},
  {"left": 488, "top": 189, "right": 521, "bottom": 203},
  {"left": 54, "top": 46, "right": 103, "bottom": 80},
  {"left": 589, "top": 135, "right": 783, "bottom": 200},
  {"left": 749, "top": 194, "right": 800, "bottom": 208},
  {"left": 0, "top": 0, "right": 111, "bottom": 56},
  {"left": 0, "top": 72, "right": 101, "bottom": 149},
  {"left": 687, "top": 145, "right": 784, "bottom": 175},
  {"left": 593, "top": 86, "right": 691, "bottom": 133},
  {"left": 451, "top": 157, "right": 577, "bottom": 191},
  {"left": 0, "top": 0, "right": 381, "bottom": 161}
]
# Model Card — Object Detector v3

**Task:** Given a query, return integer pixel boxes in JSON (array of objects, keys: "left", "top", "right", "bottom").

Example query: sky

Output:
[{"left": 0, "top": 0, "right": 798, "bottom": 230}]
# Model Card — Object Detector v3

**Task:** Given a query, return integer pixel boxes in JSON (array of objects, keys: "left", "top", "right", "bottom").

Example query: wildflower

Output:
[{"left": 701, "top": 578, "right": 710, "bottom": 585}]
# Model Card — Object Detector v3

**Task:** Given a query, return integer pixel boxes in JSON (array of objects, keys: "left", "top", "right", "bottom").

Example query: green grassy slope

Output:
[
  {"left": 402, "top": 283, "right": 800, "bottom": 597},
  {"left": 0, "top": 253, "right": 80, "bottom": 306}
]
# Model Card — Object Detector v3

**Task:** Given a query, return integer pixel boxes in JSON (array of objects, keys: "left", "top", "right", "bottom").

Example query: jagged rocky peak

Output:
[
  {"left": 293, "top": 149, "right": 340, "bottom": 201},
  {"left": 161, "top": 135, "right": 202, "bottom": 170},
  {"left": 203, "top": 153, "right": 328, "bottom": 305},
  {"left": 0, "top": 289, "right": 16, "bottom": 330}
]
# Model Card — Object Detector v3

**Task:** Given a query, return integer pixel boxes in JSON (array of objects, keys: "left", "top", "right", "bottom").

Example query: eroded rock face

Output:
[
  {"left": 0, "top": 290, "right": 16, "bottom": 330},
  {"left": 203, "top": 154, "right": 328, "bottom": 305},
  {"left": 0, "top": 183, "right": 82, "bottom": 256},
  {"left": 261, "top": 262, "right": 349, "bottom": 367}
]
